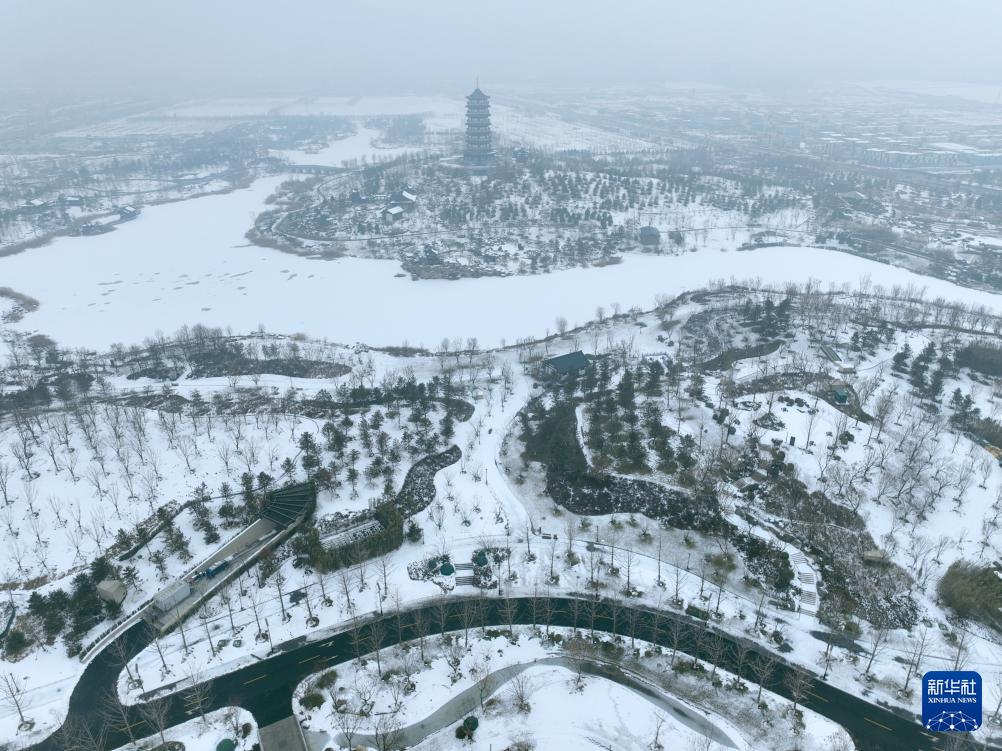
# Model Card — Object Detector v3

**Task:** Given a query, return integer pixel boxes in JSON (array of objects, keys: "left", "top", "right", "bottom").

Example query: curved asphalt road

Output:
[{"left": 27, "top": 596, "right": 995, "bottom": 751}]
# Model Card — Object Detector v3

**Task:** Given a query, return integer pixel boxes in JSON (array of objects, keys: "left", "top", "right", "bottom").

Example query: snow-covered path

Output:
[{"left": 345, "top": 656, "right": 742, "bottom": 750}]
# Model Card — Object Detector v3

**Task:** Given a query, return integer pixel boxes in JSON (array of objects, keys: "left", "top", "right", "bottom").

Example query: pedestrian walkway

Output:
[
  {"left": 455, "top": 561, "right": 477, "bottom": 586},
  {"left": 790, "top": 551, "right": 819, "bottom": 617},
  {"left": 341, "top": 656, "right": 739, "bottom": 750},
  {"left": 260, "top": 716, "right": 307, "bottom": 751}
]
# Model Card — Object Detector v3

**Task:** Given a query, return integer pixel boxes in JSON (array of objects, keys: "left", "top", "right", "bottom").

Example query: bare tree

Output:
[
  {"left": 460, "top": 598, "right": 481, "bottom": 648},
  {"left": 412, "top": 606, "right": 430, "bottom": 662},
  {"left": 0, "top": 672, "right": 30, "bottom": 729},
  {"left": 183, "top": 664, "right": 214, "bottom": 724},
  {"left": 952, "top": 628, "right": 971, "bottom": 671},
  {"left": 507, "top": 671, "right": 532, "bottom": 713},
  {"left": 444, "top": 638, "right": 465, "bottom": 682},
  {"left": 649, "top": 711, "right": 667, "bottom": 750},
  {"left": 138, "top": 695, "right": 171, "bottom": 747},
  {"left": 0, "top": 461, "right": 12, "bottom": 504},
  {"left": 367, "top": 618, "right": 387, "bottom": 675},
  {"left": 786, "top": 670, "right": 811, "bottom": 734},
  {"left": 472, "top": 652, "right": 495, "bottom": 711},
  {"left": 987, "top": 672, "right": 1002, "bottom": 727},
  {"left": 566, "top": 637, "right": 592, "bottom": 689},
  {"left": 100, "top": 687, "right": 137, "bottom": 746},
  {"left": 372, "top": 713, "right": 403, "bottom": 751},
  {"left": 57, "top": 714, "right": 107, "bottom": 751},
  {"left": 274, "top": 571, "right": 289, "bottom": 621},
  {"left": 755, "top": 652, "right": 778, "bottom": 705},
  {"left": 824, "top": 729, "right": 855, "bottom": 751},
  {"left": 686, "top": 737, "right": 714, "bottom": 751},
  {"left": 863, "top": 625, "right": 890, "bottom": 678},
  {"left": 330, "top": 700, "right": 364, "bottom": 749},
  {"left": 498, "top": 597, "right": 518, "bottom": 637},
  {"left": 901, "top": 626, "right": 930, "bottom": 694}
]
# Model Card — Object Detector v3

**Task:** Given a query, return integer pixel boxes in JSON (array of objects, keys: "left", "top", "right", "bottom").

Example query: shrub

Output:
[
  {"left": 939, "top": 561, "right": 1002, "bottom": 631},
  {"left": 685, "top": 604, "right": 710, "bottom": 620},
  {"left": 300, "top": 692, "right": 325, "bottom": 711},
  {"left": 456, "top": 718, "right": 478, "bottom": 740},
  {"left": 405, "top": 520, "right": 423, "bottom": 543},
  {"left": 3, "top": 628, "right": 30, "bottom": 656},
  {"left": 957, "top": 343, "right": 1002, "bottom": 378},
  {"left": 315, "top": 669, "right": 337, "bottom": 690}
]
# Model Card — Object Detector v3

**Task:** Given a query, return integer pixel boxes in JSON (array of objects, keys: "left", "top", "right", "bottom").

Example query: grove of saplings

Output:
[
  {"left": 5, "top": 282, "right": 1002, "bottom": 662},
  {"left": 0, "top": 329, "right": 464, "bottom": 660},
  {"left": 520, "top": 361, "right": 797, "bottom": 598},
  {"left": 521, "top": 286, "right": 1002, "bottom": 636}
]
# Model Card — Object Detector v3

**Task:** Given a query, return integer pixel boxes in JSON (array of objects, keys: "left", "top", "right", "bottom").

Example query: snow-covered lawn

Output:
[{"left": 110, "top": 706, "right": 258, "bottom": 751}]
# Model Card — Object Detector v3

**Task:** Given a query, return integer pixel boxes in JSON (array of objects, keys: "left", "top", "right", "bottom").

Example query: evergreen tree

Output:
[{"left": 892, "top": 343, "right": 912, "bottom": 372}]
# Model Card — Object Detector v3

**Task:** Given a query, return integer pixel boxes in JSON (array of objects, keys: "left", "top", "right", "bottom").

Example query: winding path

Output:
[{"left": 345, "top": 656, "right": 739, "bottom": 750}]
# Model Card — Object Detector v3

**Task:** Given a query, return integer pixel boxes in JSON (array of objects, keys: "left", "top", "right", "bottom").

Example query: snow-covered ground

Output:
[
  {"left": 95, "top": 296, "right": 1002, "bottom": 751},
  {"left": 492, "top": 104, "right": 658, "bottom": 152},
  {"left": 3, "top": 172, "right": 1000, "bottom": 352},
  {"left": 110, "top": 706, "right": 258, "bottom": 751},
  {"left": 129, "top": 95, "right": 655, "bottom": 150},
  {"left": 6, "top": 97, "right": 1002, "bottom": 749}
]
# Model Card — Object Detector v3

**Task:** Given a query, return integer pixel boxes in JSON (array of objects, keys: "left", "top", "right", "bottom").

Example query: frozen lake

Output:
[
  {"left": 270, "top": 127, "right": 423, "bottom": 167},
  {"left": 4, "top": 176, "right": 1000, "bottom": 351}
]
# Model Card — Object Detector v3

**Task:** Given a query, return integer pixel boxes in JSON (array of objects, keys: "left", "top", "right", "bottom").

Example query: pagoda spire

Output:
[{"left": 464, "top": 82, "right": 493, "bottom": 165}]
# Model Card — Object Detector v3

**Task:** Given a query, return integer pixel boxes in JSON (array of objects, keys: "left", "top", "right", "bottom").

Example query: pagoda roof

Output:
[{"left": 467, "top": 87, "right": 489, "bottom": 100}]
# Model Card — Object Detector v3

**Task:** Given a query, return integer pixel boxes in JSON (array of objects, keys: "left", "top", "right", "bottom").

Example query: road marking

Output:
[
  {"left": 298, "top": 655, "right": 316, "bottom": 664},
  {"left": 806, "top": 690, "right": 828, "bottom": 703},
  {"left": 242, "top": 674, "right": 267, "bottom": 686},
  {"left": 864, "top": 717, "right": 893, "bottom": 732}
]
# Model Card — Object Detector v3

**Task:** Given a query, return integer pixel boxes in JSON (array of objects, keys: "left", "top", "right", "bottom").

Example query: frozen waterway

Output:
[
  {"left": 3, "top": 175, "right": 1000, "bottom": 351},
  {"left": 270, "top": 126, "right": 422, "bottom": 166}
]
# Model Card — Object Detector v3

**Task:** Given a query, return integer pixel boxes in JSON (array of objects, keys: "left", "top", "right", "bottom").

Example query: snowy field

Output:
[
  {"left": 59, "top": 95, "right": 659, "bottom": 151},
  {"left": 492, "top": 104, "right": 659, "bottom": 152},
  {"left": 3, "top": 175, "right": 1001, "bottom": 352},
  {"left": 56, "top": 117, "right": 237, "bottom": 138},
  {"left": 160, "top": 96, "right": 465, "bottom": 120}
]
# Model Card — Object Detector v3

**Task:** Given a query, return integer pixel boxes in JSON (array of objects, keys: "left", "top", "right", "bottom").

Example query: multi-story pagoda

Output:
[{"left": 464, "top": 84, "right": 494, "bottom": 165}]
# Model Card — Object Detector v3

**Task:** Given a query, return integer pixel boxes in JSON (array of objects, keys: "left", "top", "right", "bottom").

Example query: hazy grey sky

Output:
[{"left": 1, "top": 0, "right": 1000, "bottom": 96}]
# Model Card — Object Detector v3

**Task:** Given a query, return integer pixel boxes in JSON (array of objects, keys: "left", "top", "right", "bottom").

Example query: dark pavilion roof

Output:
[
  {"left": 543, "top": 350, "right": 589, "bottom": 374},
  {"left": 467, "top": 87, "right": 489, "bottom": 101}
]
